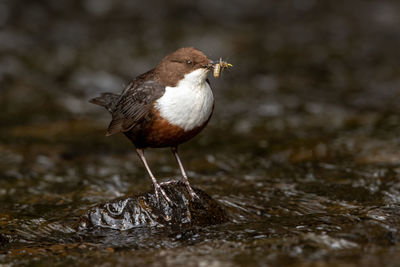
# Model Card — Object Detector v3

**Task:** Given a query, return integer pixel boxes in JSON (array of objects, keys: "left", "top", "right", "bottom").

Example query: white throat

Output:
[{"left": 155, "top": 68, "right": 214, "bottom": 131}]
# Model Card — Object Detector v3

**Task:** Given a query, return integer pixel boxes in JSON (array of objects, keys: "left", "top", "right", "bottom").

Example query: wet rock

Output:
[{"left": 79, "top": 181, "right": 228, "bottom": 230}]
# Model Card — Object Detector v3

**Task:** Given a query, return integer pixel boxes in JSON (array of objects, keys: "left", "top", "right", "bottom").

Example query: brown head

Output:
[{"left": 155, "top": 47, "right": 213, "bottom": 87}]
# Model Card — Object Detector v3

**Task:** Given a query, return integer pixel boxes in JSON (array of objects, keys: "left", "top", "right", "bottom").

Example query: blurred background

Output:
[
  {"left": 2, "top": 0, "right": 400, "bottom": 127},
  {"left": 1, "top": 0, "right": 400, "bottom": 266}
]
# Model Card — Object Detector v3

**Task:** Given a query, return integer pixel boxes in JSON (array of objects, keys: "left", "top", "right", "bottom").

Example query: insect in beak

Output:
[{"left": 211, "top": 58, "right": 233, "bottom": 78}]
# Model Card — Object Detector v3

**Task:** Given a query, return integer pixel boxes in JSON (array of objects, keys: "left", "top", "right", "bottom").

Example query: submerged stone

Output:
[{"left": 79, "top": 181, "right": 228, "bottom": 230}]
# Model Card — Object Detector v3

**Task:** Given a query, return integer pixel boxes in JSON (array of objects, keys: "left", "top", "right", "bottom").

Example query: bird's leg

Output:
[
  {"left": 136, "top": 148, "right": 172, "bottom": 204},
  {"left": 171, "top": 146, "right": 199, "bottom": 199}
]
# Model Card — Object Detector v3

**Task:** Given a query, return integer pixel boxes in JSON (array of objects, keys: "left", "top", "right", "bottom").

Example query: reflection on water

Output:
[{"left": 2, "top": 0, "right": 400, "bottom": 266}]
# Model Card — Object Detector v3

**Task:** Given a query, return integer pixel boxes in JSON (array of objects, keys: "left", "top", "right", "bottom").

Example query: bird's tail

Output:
[{"left": 89, "top": 93, "right": 119, "bottom": 113}]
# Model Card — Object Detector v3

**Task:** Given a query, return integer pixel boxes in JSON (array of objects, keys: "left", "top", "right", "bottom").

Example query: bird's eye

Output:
[{"left": 186, "top": 60, "right": 192, "bottom": 65}]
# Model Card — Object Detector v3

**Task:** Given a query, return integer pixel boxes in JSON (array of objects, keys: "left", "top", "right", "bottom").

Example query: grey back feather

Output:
[
  {"left": 105, "top": 80, "right": 166, "bottom": 136},
  {"left": 89, "top": 93, "right": 120, "bottom": 113}
]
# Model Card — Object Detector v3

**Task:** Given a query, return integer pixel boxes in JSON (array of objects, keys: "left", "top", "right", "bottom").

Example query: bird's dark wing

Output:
[{"left": 106, "top": 80, "right": 165, "bottom": 136}]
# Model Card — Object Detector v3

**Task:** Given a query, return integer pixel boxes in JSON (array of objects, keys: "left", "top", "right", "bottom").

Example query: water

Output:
[{"left": 1, "top": 0, "right": 400, "bottom": 266}]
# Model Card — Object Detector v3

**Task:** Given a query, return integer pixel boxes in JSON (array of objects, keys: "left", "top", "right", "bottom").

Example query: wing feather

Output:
[{"left": 106, "top": 80, "right": 165, "bottom": 136}]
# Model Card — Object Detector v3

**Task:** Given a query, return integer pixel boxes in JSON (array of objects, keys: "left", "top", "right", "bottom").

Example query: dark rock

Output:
[
  {"left": 79, "top": 181, "right": 228, "bottom": 230},
  {"left": 0, "top": 234, "right": 9, "bottom": 246}
]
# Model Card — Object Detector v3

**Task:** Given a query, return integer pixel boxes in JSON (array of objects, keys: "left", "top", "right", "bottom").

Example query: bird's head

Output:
[{"left": 157, "top": 47, "right": 215, "bottom": 87}]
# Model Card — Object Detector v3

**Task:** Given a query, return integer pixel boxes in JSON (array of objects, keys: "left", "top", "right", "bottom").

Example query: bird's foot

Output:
[
  {"left": 154, "top": 183, "right": 173, "bottom": 205},
  {"left": 185, "top": 183, "right": 200, "bottom": 201}
]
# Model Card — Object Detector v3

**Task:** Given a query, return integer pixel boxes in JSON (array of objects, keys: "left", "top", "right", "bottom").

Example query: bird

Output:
[{"left": 90, "top": 47, "right": 220, "bottom": 204}]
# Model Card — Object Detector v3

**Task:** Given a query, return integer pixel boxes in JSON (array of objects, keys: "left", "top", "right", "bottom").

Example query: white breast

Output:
[{"left": 155, "top": 68, "right": 214, "bottom": 131}]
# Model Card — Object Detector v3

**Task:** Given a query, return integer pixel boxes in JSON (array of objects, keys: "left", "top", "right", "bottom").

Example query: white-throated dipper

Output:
[{"left": 90, "top": 47, "right": 230, "bottom": 203}]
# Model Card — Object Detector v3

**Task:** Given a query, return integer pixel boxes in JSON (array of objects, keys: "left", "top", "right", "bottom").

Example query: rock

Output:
[{"left": 79, "top": 181, "right": 228, "bottom": 230}]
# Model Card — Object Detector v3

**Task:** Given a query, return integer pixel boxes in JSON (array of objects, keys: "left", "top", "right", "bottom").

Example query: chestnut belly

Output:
[{"left": 124, "top": 113, "right": 211, "bottom": 148}]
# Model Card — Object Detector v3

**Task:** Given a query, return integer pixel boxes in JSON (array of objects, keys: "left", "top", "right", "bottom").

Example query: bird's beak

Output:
[{"left": 205, "top": 60, "right": 218, "bottom": 69}]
